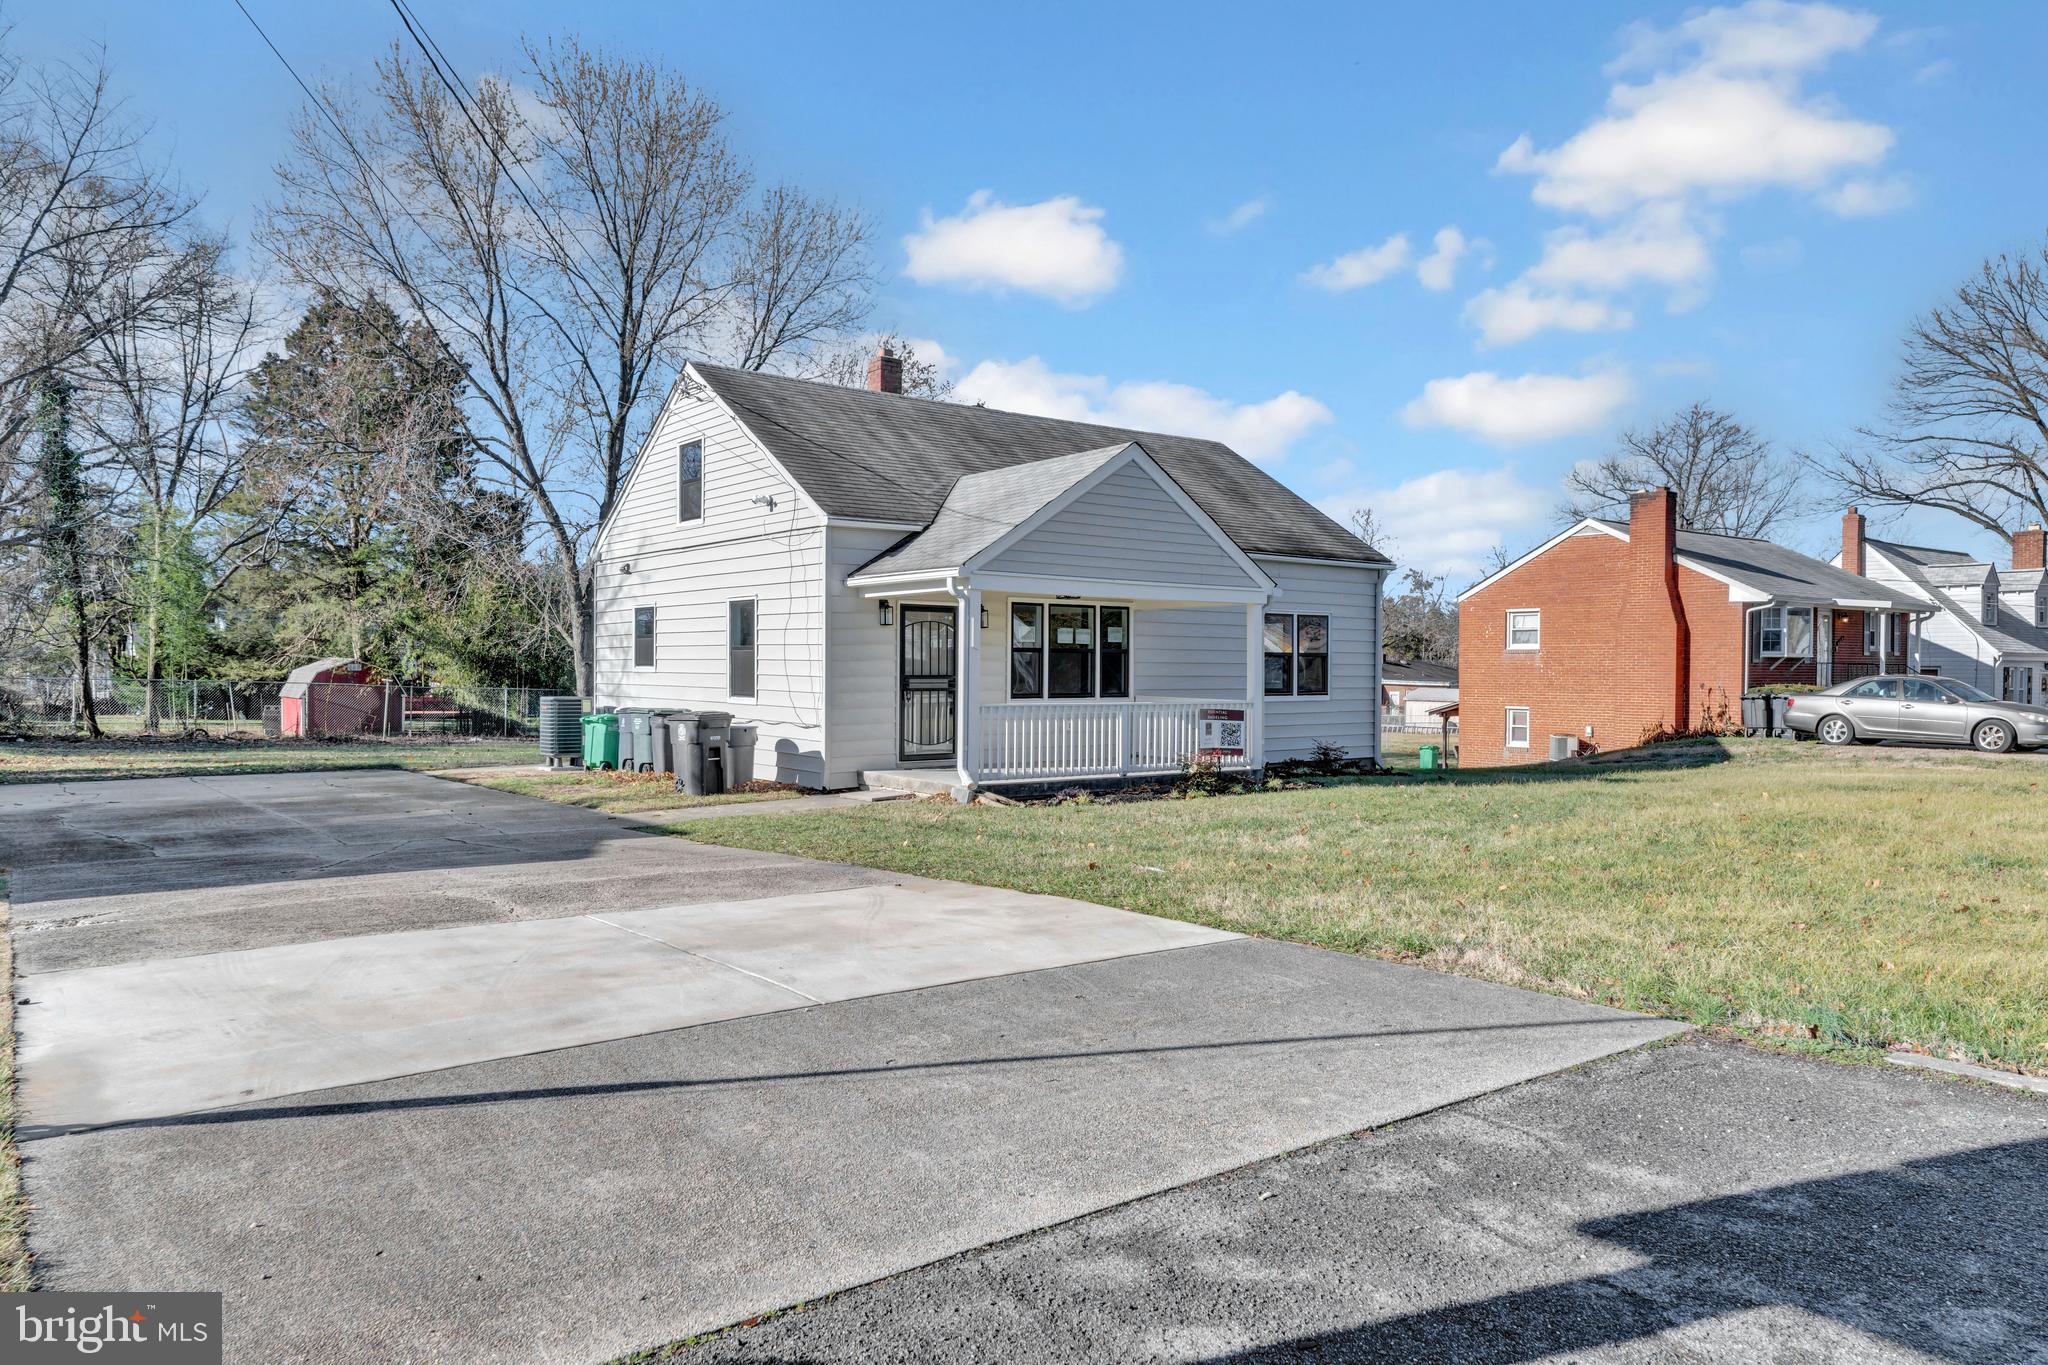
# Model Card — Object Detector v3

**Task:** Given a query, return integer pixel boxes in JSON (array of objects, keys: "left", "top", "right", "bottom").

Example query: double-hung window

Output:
[
  {"left": 1983, "top": 587, "right": 1998, "bottom": 627},
  {"left": 1007, "top": 601, "right": 1133, "bottom": 699},
  {"left": 678, "top": 440, "right": 704, "bottom": 522},
  {"left": 633, "top": 606, "right": 656, "bottom": 668},
  {"left": 1263, "top": 612, "right": 1331, "bottom": 697},
  {"left": 1505, "top": 707, "right": 1531, "bottom": 748},
  {"left": 1863, "top": 614, "right": 1879, "bottom": 655},
  {"left": 1506, "top": 609, "right": 1540, "bottom": 650},
  {"left": 1757, "top": 606, "right": 1812, "bottom": 657},
  {"left": 727, "top": 599, "right": 755, "bottom": 699}
]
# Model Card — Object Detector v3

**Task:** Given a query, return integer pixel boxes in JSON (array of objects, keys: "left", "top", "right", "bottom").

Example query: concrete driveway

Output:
[{"left": 3, "top": 769, "right": 1681, "bottom": 1364}]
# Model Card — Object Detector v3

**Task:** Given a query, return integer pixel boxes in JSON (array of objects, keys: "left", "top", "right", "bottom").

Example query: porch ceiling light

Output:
[{"left": 879, "top": 599, "right": 893, "bottom": 626}]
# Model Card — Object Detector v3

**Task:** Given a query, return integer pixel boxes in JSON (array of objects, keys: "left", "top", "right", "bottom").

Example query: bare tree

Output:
[
  {"left": 1347, "top": 506, "right": 1394, "bottom": 559},
  {"left": 1564, "top": 402, "right": 1802, "bottom": 537},
  {"left": 1815, "top": 243, "right": 2048, "bottom": 543},
  {"left": 78, "top": 237, "right": 265, "bottom": 724},
  {"left": 265, "top": 39, "right": 875, "bottom": 693},
  {"left": 0, "top": 33, "right": 189, "bottom": 546},
  {"left": 1382, "top": 567, "right": 1457, "bottom": 666}
]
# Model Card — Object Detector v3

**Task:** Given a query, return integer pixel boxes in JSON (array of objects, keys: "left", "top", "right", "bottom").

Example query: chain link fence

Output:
[{"left": 0, "top": 674, "right": 569, "bottom": 740}]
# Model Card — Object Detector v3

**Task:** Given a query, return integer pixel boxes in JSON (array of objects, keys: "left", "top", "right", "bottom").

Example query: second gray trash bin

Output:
[
  {"left": 671, "top": 710, "right": 733, "bottom": 795},
  {"left": 725, "top": 724, "right": 758, "bottom": 788}
]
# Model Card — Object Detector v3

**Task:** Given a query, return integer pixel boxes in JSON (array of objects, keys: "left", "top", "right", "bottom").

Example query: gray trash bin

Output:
[
  {"left": 613, "top": 707, "right": 643, "bottom": 771},
  {"left": 725, "top": 724, "right": 758, "bottom": 788},
  {"left": 666, "top": 712, "right": 702, "bottom": 795},
  {"left": 642, "top": 711, "right": 679, "bottom": 775},
  {"left": 671, "top": 711, "right": 733, "bottom": 796}
]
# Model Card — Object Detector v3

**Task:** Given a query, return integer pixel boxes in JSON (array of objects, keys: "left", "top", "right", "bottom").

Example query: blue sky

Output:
[{"left": 16, "top": 0, "right": 2047, "bottom": 579}]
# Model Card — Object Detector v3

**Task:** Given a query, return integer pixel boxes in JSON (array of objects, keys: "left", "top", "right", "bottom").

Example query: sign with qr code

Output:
[{"left": 1198, "top": 707, "right": 1247, "bottom": 757}]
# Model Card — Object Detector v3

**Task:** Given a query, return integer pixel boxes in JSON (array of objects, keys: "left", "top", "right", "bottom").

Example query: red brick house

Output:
[{"left": 1454, "top": 488, "right": 1926, "bottom": 767}]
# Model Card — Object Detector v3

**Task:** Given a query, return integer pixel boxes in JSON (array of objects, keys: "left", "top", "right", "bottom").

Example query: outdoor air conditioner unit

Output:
[{"left": 1549, "top": 734, "right": 1579, "bottom": 761}]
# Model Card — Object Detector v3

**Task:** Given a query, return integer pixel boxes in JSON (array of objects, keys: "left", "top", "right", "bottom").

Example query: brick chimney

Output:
[
  {"left": 865, "top": 346, "right": 903, "bottom": 395},
  {"left": 1841, "top": 507, "right": 1866, "bottom": 576},
  {"left": 2014, "top": 523, "right": 2046, "bottom": 572},
  {"left": 1627, "top": 487, "right": 1690, "bottom": 730}
]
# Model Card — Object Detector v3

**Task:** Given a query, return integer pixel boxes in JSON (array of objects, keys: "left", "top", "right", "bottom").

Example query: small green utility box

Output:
[
  {"left": 1418, "top": 744, "right": 1442, "bottom": 772},
  {"left": 581, "top": 712, "right": 620, "bottom": 770}
]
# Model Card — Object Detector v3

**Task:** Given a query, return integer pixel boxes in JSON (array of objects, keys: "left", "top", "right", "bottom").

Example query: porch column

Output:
[
  {"left": 954, "top": 586, "right": 981, "bottom": 789},
  {"left": 1244, "top": 601, "right": 1266, "bottom": 772}
]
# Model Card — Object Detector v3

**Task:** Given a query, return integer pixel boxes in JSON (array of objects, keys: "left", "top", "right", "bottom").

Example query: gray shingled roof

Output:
[
  {"left": 1594, "top": 520, "right": 1923, "bottom": 610},
  {"left": 850, "top": 444, "right": 1129, "bottom": 578},
  {"left": 690, "top": 363, "right": 1387, "bottom": 565},
  {"left": 1383, "top": 657, "right": 1458, "bottom": 686}
]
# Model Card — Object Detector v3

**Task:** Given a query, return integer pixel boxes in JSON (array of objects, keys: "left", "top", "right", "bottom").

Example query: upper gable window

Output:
[
  {"left": 1982, "top": 586, "right": 1997, "bottom": 626},
  {"left": 1506, "top": 610, "right": 1540, "bottom": 650},
  {"left": 678, "top": 440, "right": 704, "bottom": 522}
]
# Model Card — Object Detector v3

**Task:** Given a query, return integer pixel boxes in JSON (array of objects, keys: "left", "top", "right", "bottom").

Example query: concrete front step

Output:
[{"left": 860, "top": 769, "right": 958, "bottom": 797}]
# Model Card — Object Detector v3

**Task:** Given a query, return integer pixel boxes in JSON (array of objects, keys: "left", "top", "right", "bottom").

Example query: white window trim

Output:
[
  {"left": 632, "top": 605, "right": 657, "bottom": 670},
  {"left": 1505, "top": 706, "right": 1531, "bottom": 749},
  {"left": 726, "top": 596, "right": 756, "bottom": 701},
  {"left": 1505, "top": 608, "right": 1541, "bottom": 652},
  {"left": 678, "top": 436, "right": 706, "bottom": 526},
  {"left": 1263, "top": 610, "right": 1333, "bottom": 700},
  {"left": 1758, "top": 605, "right": 1814, "bottom": 658}
]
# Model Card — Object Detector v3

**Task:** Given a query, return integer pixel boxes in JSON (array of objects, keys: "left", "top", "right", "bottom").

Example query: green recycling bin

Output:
[
  {"left": 581, "top": 712, "right": 620, "bottom": 770},
  {"left": 1418, "top": 743, "right": 1442, "bottom": 772}
]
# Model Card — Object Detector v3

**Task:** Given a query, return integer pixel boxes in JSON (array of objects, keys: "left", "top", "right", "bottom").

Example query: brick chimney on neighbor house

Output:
[
  {"left": 2014, "top": 523, "right": 2046, "bottom": 572},
  {"left": 865, "top": 346, "right": 903, "bottom": 395},
  {"left": 1842, "top": 507, "right": 1866, "bottom": 576},
  {"left": 1627, "top": 486, "right": 1691, "bottom": 731}
]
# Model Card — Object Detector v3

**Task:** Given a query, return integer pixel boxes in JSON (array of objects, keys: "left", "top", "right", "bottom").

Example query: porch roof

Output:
[
  {"left": 849, "top": 445, "right": 1127, "bottom": 578},
  {"left": 1587, "top": 519, "right": 1924, "bottom": 611}
]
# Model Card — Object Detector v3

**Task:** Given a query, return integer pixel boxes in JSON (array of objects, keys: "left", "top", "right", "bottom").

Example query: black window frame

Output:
[
  {"left": 727, "top": 598, "right": 755, "bottom": 699},
  {"left": 1009, "top": 602, "right": 1044, "bottom": 699},
  {"left": 633, "top": 605, "right": 656, "bottom": 669},
  {"left": 1264, "top": 611, "right": 1331, "bottom": 698},
  {"left": 1047, "top": 604, "right": 1097, "bottom": 700},
  {"left": 1099, "top": 606, "right": 1130, "bottom": 699},
  {"left": 678, "top": 439, "right": 704, "bottom": 523}
]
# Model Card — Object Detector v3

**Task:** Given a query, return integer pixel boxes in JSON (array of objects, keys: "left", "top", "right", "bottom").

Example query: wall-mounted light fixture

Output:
[
  {"left": 878, "top": 600, "right": 893, "bottom": 627},
  {"left": 980, "top": 605, "right": 990, "bottom": 629}
]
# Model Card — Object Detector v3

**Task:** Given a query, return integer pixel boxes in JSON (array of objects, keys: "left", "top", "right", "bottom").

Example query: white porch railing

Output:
[{"left": 975, "top": 699, "right": 1254, "bottom": 782}]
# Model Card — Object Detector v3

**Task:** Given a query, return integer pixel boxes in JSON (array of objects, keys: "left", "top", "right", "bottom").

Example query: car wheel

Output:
[
  {"left": 1973, "top": 719, "right": 2016, "bottom": 754},
  {"left": 1817, "top": 715, "right": 1855, "bottom": 746}
]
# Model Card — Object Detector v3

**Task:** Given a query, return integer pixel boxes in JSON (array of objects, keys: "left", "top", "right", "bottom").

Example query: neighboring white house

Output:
[
  {"left": 1400, "top": 684, "right": 1459, "bottom": 727},
  {"left": 589, "top": 354, "right": 1390, "bottom": 792},
  {"left": 1843, "top": 525, "right": 2048, "bottom": 703}
]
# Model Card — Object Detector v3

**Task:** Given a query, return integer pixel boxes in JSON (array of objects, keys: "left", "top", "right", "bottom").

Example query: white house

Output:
[
  {"left": 590, "top": 353, "right": 1390, "bottom": 793},
  {"left": 1840, "top": 514, "right": 2048, "bottom": 703}
]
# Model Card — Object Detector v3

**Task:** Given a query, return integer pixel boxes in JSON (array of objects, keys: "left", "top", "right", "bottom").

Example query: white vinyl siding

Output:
[
  {"left": 593, "top": 385, "right": 826, "bottom": 786},
  {"left": 824, "top": 525, "right": 914, "bottom": 787},
  {"left": 982, "top": 462, "right": 1258, "bottom": 588}
]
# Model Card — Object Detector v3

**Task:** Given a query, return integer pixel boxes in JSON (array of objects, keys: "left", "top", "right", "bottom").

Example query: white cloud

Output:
[
  {"left": 1209, "top": 197, "right": 1270, "bottom": 236},
  {"left": 1324, "top": 467, "right": 1554, "bottom": 579},
  {"left": 1415, "top": 227, "right": 1472, "bottom": 291},
  {"left": 903, "top": 191, "right": 1124, "bottom": 305},
  {"left": 1818, "top": 174, "right": 1913, "bottom": 216},
  {"left": 1524, "top": 201, "right": 1714, "bottom": 294},
  {"left": 1400, "top": 369, "right": 1633, "bottom": 445},
  {"left": 1496, "top": 70, "right": 1892, "bottom": 215},
  {"left": 1611, "top": 0, "right": 1878, "bottom": 77},
  {"left": 1302, "top": 234, "right": 1412, "bottom": 291},
  {"left": 1739, "top": 236, "right": 1803, "bottom": 270},
  {"left": 1464, "top": 285, "right": 1634, "bottom": 349},
  {"left": 955, "top": 356, "right": 1333, "bottom": 464}
]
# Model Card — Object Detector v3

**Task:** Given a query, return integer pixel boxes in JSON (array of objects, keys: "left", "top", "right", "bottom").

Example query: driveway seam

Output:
[{"left": 585, "top": 913, "right": 828, "bottom": 1005}]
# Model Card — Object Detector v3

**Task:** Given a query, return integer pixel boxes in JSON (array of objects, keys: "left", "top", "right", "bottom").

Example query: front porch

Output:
[{"left": 1746, "top": 603, "right": 1922, "bottom": 691}]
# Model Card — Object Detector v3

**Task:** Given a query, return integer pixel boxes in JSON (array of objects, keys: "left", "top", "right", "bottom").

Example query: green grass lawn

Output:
[
  {"left": 0, "top": 736, "right": 539, "bottom": 784},
  {"left": 688, "top": 738, "right": 2048, "bottom": 1073},
  {"left": 442, "top": 768, "right": 803, "bottom": 815}
]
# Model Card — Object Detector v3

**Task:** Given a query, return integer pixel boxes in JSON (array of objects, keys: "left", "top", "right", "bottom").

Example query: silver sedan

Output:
[{"left": 1784, "top": 674, "right": 2048, "bottom": 753}]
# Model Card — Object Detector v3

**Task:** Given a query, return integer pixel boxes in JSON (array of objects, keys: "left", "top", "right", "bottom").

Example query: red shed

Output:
[{"left": 278, "top": 658, "right": 402, "bottom": 738}]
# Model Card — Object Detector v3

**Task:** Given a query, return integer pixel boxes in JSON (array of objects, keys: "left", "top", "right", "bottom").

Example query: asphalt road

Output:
[{"left": 682, "top": 1036, "right": 2047, "bottom": 1365}]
